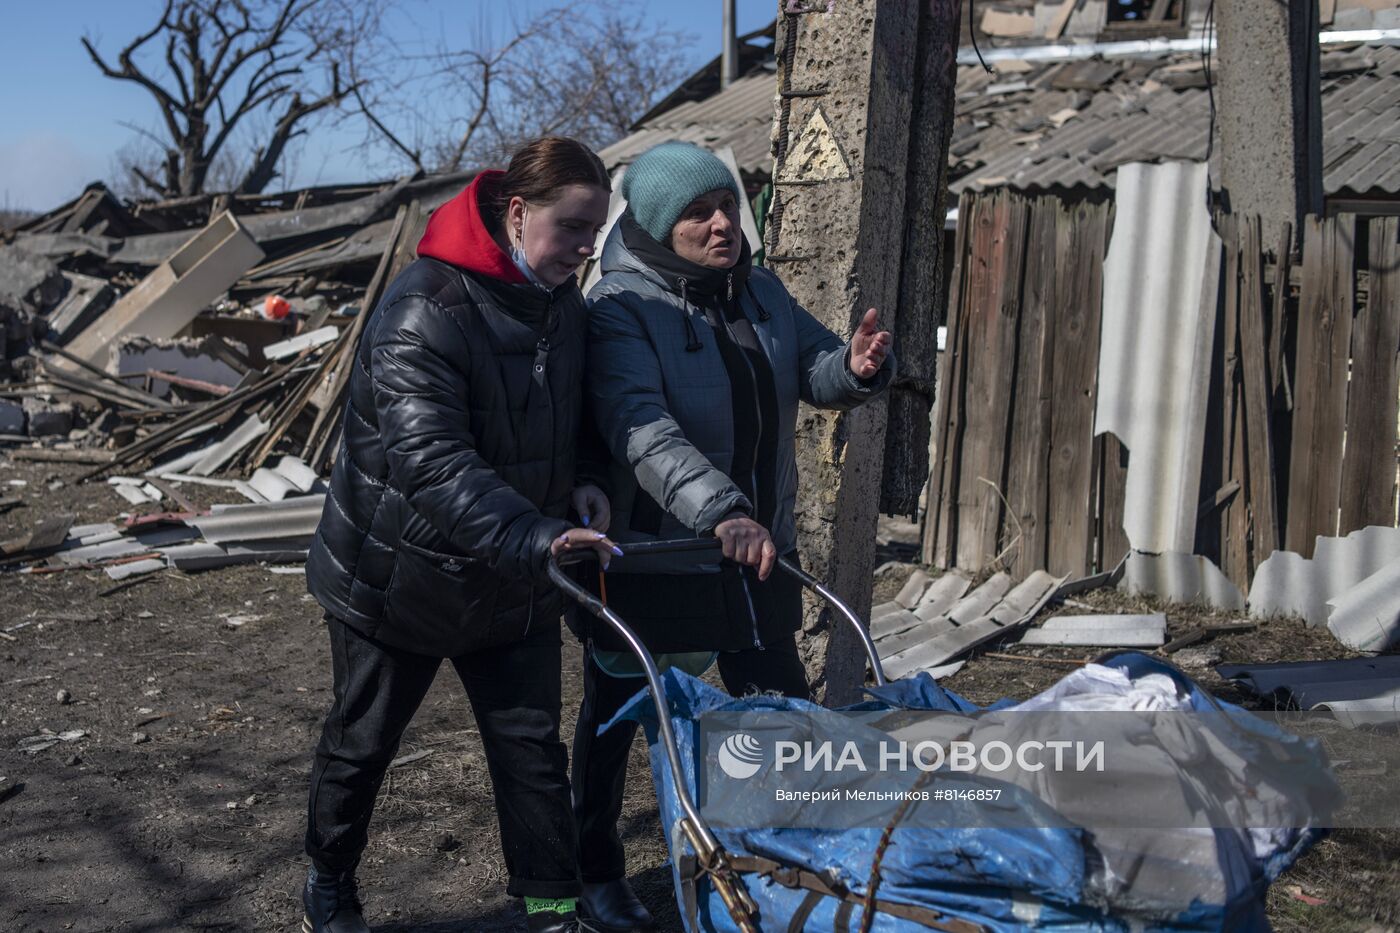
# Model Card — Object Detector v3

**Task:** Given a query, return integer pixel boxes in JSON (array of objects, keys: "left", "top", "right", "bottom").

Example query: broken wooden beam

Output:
[
  {"left": 60, "top": 211, "right": 265, "bottom": 366},
  {"left": 1160, "top": 621, "right": 1259, "bottom": 654},
  {"left": 8, "top": 449, "right": 114, "bottom": 465}
]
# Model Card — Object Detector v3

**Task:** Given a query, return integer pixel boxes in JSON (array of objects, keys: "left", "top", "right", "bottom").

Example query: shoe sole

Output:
[{"left": 578, "top": 918, "right": 653, "bottom": 933}]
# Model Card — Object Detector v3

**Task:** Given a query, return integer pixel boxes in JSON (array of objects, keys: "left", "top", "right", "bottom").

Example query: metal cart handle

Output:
[
  {"left": 546, "top": 538, "right": 890, "bottom": 866},
  {"left": 550, "top": 537, "right": 887, "bottom": 682}
]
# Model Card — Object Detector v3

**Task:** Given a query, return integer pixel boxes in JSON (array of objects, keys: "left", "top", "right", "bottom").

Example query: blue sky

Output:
[{"left": 0, "top": 1, "right": 774, "bottom": 212}]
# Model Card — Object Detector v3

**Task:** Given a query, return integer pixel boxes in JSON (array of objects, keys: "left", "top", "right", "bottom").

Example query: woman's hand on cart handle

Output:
[
  {"left": 714, "top": 512, "right": 777, "bottom": 581},
  {"left": 551, "top": 528, "right": 623, "bottom": 570},
  {"left": 571, "top": 484, "right": 612, "bottom": 533}
]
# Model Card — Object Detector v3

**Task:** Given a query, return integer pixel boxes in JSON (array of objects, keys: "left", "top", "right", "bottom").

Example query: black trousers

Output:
[
  {"left": 571, "top": 636, "right": 810, "bottom": 883},
  {"left": 305, "top": 616, "right": 579, "bottom": 899}
]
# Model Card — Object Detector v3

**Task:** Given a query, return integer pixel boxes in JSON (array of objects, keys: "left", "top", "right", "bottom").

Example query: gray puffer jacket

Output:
[{"left": 586, "top": 221, "right": 895, "bottom": 575}]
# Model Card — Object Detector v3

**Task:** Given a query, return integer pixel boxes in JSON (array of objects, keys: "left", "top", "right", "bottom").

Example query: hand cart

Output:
[{"left": 549, "top": 539, "right": 984, "bottom": 933}]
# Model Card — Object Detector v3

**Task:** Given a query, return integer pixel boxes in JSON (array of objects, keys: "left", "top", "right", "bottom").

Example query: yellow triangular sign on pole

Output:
[{"left": 777, "top": 105, "right": 852, "bottom": 184}]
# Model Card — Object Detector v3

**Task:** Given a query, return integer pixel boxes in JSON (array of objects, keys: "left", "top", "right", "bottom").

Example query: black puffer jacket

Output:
[{"left": 306, "top": 172, "right": 583, "bottom": 658}]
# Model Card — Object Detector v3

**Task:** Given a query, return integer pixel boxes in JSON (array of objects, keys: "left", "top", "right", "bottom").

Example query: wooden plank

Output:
[
  {"left": 9, "top": 449, "right": 113, "bottom": 465},
  {"left": 949, "top": 194, "right": 1006, "bottom": 571},
  {"left": 1269, "top": 222, "right": 1293, "bottom": 403},
  {"left": 952, "top": 193, "right": 1005, "bottom": 571},
  {"left": 1339, "top": 215, "right": 1400, "bottom": 532},
  {"left": 1006, "top": 197, "right": 1057, "bottom": 578},
  {"left": 955, "top": 191, "right": 1028, "bottom": 572},
  {"left": 0, "top": 513, "right": 75, "bottom": 559},
  {"left": 1098, "top": 432, "right": 1130, "bottom": 572},
  {"left": 63, "top": 212, "right": 264, "bottom": 365},
  {"left": 303, "top": 202, "right": 418, "bottom": 471},
  {"left": 80, "top": 362, "right": 298, "bottom": 480},
  {"left": 1218, "top": 213, "right": 1250, "bottom": 588},
  {"left": 1045, "top": 200, "right": 1107, "bottom": 579},
  {"left": 1286, "top": 214, "right": 1354, "bottom": 556},
  {"left": 980, "top": 9, "right": 1036, "bottom": 37},
  {"left": 1237, "top": 214, "right": 1280, "bottom": 570},
  {"left": 1213, "top": 212, "right": 1236, "bottom": 573},
  {"left": 245, "top": 330, "right": 345, "bottom": 469},
  {"left": 1045, "top": 0, "right": 1079, "bottom": 39},
  {"left": 38, "top": 340, "right": 174, "bottom": 411},
  {"left": 925, "top": 193, "right": 975, "bottom": 567}
]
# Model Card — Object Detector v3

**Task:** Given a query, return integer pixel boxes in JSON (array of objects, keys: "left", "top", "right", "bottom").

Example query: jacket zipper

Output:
[
  {"left": 721, "top": 271, "right": 765, "bottom": 650},
  {"left": 534, "top": 292, "right": 558, "bottom": 564},
  {"left": 523, "top": 592, "right": 534, "bottom": 639},
  {"left": 533, "top": 292, "right": 554, "bottom": 386}
]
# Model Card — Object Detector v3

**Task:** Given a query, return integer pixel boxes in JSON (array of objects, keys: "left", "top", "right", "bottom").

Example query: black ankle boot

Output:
[
  {"left": 302, "top": 865, "right": 370, "bottom": 933},
  {"left": 580, "top": 879, "right": 655, "bottom": 932}
]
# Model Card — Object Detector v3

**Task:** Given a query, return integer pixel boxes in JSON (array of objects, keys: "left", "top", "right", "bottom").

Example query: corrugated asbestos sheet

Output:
[
  {"left": 187, "top": 494, "right": 326, "bottom": 544},
  {"left": 1121, "top": 551, "right": 1245, "bottom": 610},
  {"left": 1249, "top": 525, "right": 1400, "bottom": 628},
  {"left": 1218, "top": 656, "right": 1400, "bottom": 728},
  {"left": 1095, "top": 161, "right": 1219, "bottom": 555},
  {"left": 1326, "top": 560, "right": 1400, "bottom": 654},
  {"left": 598, "top": 71, "right": 776, "bottom": 175},
  {"left": 1245, "top": 526, "right": 1400, "bottom": 653},
  {"left": 600, "top": 42, "right": 1400, "bottom": 196},
  {"left": 161, "top": 539, "right": 312, "bottom": 570},
  {"left": 872, "top": 569, "right": 1066, "bottom": 677}
]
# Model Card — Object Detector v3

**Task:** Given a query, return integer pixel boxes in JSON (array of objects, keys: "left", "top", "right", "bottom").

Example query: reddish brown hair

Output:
[{"left": 488, "top": 136, "right": 610, "bottom": 226}]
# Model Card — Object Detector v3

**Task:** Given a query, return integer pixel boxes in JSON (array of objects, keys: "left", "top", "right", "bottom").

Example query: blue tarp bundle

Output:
[{"left": 608, "top": 652, "right": 1331, "bottom": 932}]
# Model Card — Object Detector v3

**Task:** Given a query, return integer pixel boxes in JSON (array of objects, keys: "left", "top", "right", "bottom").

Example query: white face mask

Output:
[{"left": 510, "top": 204, "right": 548, "bottom": 289}]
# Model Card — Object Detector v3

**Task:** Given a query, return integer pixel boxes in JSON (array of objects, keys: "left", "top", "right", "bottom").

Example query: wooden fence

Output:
[{"left": 923, "top": 187, "right": 1400, "bottom": 590}]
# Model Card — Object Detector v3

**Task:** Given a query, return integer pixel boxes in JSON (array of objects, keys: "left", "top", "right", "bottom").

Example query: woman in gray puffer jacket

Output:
[{"left": 571, "top": 141, "right": 893, "bottom": 931}]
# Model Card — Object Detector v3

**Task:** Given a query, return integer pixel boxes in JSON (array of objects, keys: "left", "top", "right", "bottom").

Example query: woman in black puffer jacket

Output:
[{"left": 301, "top": 137, "right": 615, "bottom": 933}]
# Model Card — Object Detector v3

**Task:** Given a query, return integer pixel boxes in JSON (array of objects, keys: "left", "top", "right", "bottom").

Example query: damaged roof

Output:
[
  {"left": 597, "top": 69, "right": 778, "bottom": 177},
  {"left": 599, "top": 38, "right": 1400, "bottom": 198},
  {"left": 952, "top": 42, "right": 1400, "bottom": 195}
]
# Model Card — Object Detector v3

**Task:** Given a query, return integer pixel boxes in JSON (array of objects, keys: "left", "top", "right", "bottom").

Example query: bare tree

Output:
[
  {"left": 354, "top": 1, "right": 693, "bottom": 176},
  {"left": 83, "top": 0, "right": 384, "bottom": 197},
  {"left": 109, "top": 133, "right": 243, "bottom": 201},
  {"left": 508, "top": 7, "right": 695, "bottom": 151}
]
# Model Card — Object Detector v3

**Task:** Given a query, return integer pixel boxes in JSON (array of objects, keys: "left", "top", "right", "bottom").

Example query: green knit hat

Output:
[{"left": 622, "top": 142, "right": 742, "bottom": 242}]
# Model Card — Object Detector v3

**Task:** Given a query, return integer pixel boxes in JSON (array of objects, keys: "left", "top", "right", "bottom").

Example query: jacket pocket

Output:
[{"left": 381, "top": 540, "right": 503, "bottom": 654}]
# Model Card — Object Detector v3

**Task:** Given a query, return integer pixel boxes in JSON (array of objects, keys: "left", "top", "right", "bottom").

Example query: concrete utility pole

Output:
[
  {"left": 722, "top": 0, "right": 739, "bottom": 89},
  {"left": 767, "top": 0, "right": 963, "bottom": 705},
  {"left": 1214, "top": 0, "right": 1323, "bottom": 244}
]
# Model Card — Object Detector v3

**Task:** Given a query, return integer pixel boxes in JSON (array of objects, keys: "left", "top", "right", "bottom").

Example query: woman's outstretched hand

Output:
[
  {"left": 849, "top": 308, "right": 892, "bottom": 379},
  {"left": 714, "top": 512, "right": 777, "bottom": 581},
  {"left": 551, "top": 528, "right": 622, "bottom": 570},
  {"left": 570, "top": 484, "right": 612, "bottom": 533}
]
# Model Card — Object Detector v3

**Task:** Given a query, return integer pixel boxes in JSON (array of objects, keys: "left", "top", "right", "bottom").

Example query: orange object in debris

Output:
[{"left": 262, "top": 294, "right": 291, "bottom": 320}]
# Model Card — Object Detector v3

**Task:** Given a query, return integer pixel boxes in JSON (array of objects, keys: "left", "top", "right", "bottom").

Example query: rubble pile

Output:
[
  {"left": 0, "top": 173, "right": 470, "bottom": 575},
  {"left": 0, "top": 173, "right": 470, "bottom": 483}
]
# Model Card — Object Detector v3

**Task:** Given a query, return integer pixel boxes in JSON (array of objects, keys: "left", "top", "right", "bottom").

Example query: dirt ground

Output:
[{"left": 0, "top": 460, "right": 1396, "bottom": 932}]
